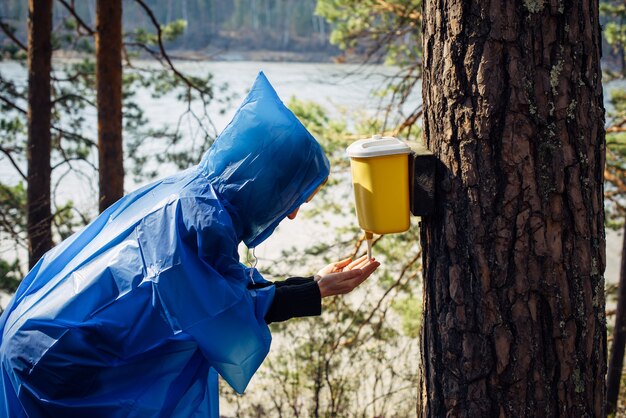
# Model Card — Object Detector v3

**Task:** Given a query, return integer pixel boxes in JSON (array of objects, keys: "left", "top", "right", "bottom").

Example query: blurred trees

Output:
[
  {"left": 0, "top": 0, "right": 334, "bottom": 54},
  {"left": 602, "top": 0, "right": 626, "bottom": 77}
]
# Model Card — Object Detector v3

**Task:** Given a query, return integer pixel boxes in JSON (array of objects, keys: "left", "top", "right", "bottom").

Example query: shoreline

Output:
[{"left": 46, "top": 48, "right": 371, "bottom": 64}]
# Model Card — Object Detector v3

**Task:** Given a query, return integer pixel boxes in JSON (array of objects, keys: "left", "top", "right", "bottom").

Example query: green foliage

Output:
[
  {"left": 605, "top": 87, "right": 626, "bottom": 226},
  {"left": 162, "top": 19, "right": 188, "bottom": 42},
  {"left": 315, "top": 0, "right": 423, "bottom": 136},
  {"left": 0, "top": 259, "right": 21, "bottom": 294},
  {"left": 316, "top": 0, "right": 421, "bottom": 65},
  {"left": 601, "top": 1, "right": 626, "bottom": 76},
  {"left": 600, "top": 0, "right": 626, "bottom": 219},
  {"left": 53, "top": 201, "right": 85, "bottom": 241},
  {"left": 597, "top": 10, "right": 626, "bottom": 410},
  {"left": 602, "top": 2, "right": 626, "bottom": 44},
  {"left": 0, "top": 183, "right": 26, "bottom": 293},
  {"left": 392, "top": 295, "right": 422, "bottom": 338},
  {"left": 287, "top": 97, "right": 349, "bottom": 156},
  {"left": 0, "top": 182, "right": 26, "bottom": 248},
  {"left": 128, "top": 19, "right": 188, "bottom": 46},
  {"left": 611, "top": 89, "right": 626, "bottom": 116},
  {"left": 606, "top": 21, "right": 626, "bottom": 52}
]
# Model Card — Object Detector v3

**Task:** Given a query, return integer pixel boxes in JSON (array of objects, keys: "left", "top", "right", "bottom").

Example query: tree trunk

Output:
[
  {"left": 27, "top": 0, "right": 53, "bottom": 268},
  {"left": 96, "top": 0, "right": 123, "bottom": 212},
  {"left": 607, "top": 221, "right": 626, "bottom": 413},
  {"left": 419, "top": 0, "right": 606, "bottom": 416}
]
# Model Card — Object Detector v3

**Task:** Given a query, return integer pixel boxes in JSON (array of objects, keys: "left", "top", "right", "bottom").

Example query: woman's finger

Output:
[
  {"left": 335, "top": 257, "right": 352, "bottom": 270},
  {"left": 318, "top": 269, "right": 363, "bottom": 297},
  {"left": 346, "top": 255, "right": 368, "bottom": 270},
  {"left": 361, "top": 261, "right": 380, "bottom": 276},
  {"left": 336, "top": 269, "right": 362, "bottom": 281},
  {"left": 349, "top": 261, "right": 380, "bottom": 288},
  {"left": 353, "top": 257, "right": 374, "bottom": 270}
]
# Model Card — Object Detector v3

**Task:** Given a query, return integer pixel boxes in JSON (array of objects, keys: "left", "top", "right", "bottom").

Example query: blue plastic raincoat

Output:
[{"left": 0, "top": 72, "right": 330, "bottom": 417}]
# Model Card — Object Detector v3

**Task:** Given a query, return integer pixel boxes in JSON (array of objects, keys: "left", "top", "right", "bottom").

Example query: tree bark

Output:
[
  {"left": 27, "top": 0, "right": 53, "bottom": 268},
  {"left": 607, "top": 221, "right": 626, "bottom": 413},
  {"left": 420, "top": 0, "right": 606, "bottom": 416},
  {"left": 96, "top": 0, "right": 124, "bottom": 213}
]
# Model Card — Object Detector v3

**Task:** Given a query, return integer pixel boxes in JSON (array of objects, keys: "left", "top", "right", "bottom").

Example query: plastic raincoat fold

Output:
[{"left": 0, "top": 72, "right": 330, "bottom": 417}]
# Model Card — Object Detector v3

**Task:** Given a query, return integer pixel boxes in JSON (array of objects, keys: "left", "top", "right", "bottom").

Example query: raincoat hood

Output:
[{"left": 200, "top": 71, "right": 330, "bottom": 248}]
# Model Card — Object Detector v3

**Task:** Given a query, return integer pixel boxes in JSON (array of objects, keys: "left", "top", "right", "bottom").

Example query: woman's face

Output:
[{"left": 286, "top": 179, "right": 327, "bottom": 220}]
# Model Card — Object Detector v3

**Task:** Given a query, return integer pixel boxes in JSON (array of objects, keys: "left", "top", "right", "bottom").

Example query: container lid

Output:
[{"left": 346, "top": 135, "right": 411, "bottom": 158}]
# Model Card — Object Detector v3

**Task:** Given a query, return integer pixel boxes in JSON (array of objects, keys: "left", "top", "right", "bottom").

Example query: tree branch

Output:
[
  {"left": 0, "top": 146, "right": 27, "bottom": 180},
  {"left": 123, "top": 41, "right": 161, "bottom": 60},
  {"left": 0, "top": 20, "right": 27, "bottom": 51},
  {"left": 0, "top": 94, "right": 27, "bottom": 114},
  {"left": 605, "top": 169, "right": 626, "bottom": 193},
  {"left": 334, "top": 249, "right": 421, "bottom": 350},
  {"left": 50, "top": 126, "right": 98, "bottom": 148},
  {"left": 52, "top": 93, "right": 96, "bottom": 107},
  {"left": 607, "top": 125, "right": 626, "bottom": 133},
  {"left": 57, "top": 0, "right": 96, "bottom": 36},
  {"left": 51, "top": 155, "right": 96, "bottom": 171},
  {"left": 132, "top": 0, "right": 211, "bottom": 96},
  {"left": 374, "top": 0, "right": 422, "bottom": 20},
  {"left": 0, "top": 93, "right": 97, "bottom": 150},
  {"left": 0, "top": 215, "right": 27, "bottom": 249}
]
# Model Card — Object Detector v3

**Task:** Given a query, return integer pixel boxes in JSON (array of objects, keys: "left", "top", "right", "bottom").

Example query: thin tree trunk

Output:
[
  {"left": 96, "top": 0, "right": 123, "bottom": 213},
  {"left": 420, "top": 0, "right": 606, "bottom": 416},
  {"left": 27, "top": 0, "right": 53, "bottom": 268},
  {"left": 607, "top": 221, "right": 626, "bottom": 413}
]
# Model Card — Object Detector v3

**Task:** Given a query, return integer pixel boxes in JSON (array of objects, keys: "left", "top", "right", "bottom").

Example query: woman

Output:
[{"left": 0, "top": 72, "right": 379, "bottom": 417}]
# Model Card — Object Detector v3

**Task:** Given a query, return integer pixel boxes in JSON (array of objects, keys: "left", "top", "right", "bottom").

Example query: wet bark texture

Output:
[
  {"left": 27, "top": 0, "right": 53, "bottom": 268},
  {"left": 420, "top": 0, "right": 606, "bottom": 416},
  {"left": 96, "top": 0, "right": 124, "bottom": 212}
]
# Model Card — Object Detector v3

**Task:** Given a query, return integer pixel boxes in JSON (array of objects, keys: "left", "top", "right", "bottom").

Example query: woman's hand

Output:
[
  {"left": 315, "top": 257, "right": 353, "bottom": 279},
  {"left": 316, "top": 256, "right": 380, "bottom": 298},
  {"left": 315, "top": 255, "right": 372, "bottom": 279}
]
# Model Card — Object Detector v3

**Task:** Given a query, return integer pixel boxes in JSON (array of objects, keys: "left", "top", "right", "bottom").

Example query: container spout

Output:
[{"left": 365, "top": 231, "right": 373, "bottom": 259}]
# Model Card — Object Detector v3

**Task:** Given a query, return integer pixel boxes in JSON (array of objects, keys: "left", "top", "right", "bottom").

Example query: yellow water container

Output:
[{"left": 347, "top": 135, "right": 411, "bottom": 235}]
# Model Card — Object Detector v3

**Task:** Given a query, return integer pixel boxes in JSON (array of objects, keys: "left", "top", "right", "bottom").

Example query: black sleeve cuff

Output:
[
  {"left": 265, "top": 279, "right": 321, "bottom": 324},
  {"left": 274, "top": 276, "right": 315, "bottom": 288}
]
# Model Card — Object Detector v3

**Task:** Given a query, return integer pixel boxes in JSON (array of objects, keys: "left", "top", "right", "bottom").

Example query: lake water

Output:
[{"left": 0, "top": 60, "right": 623, "bottom": 289}]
